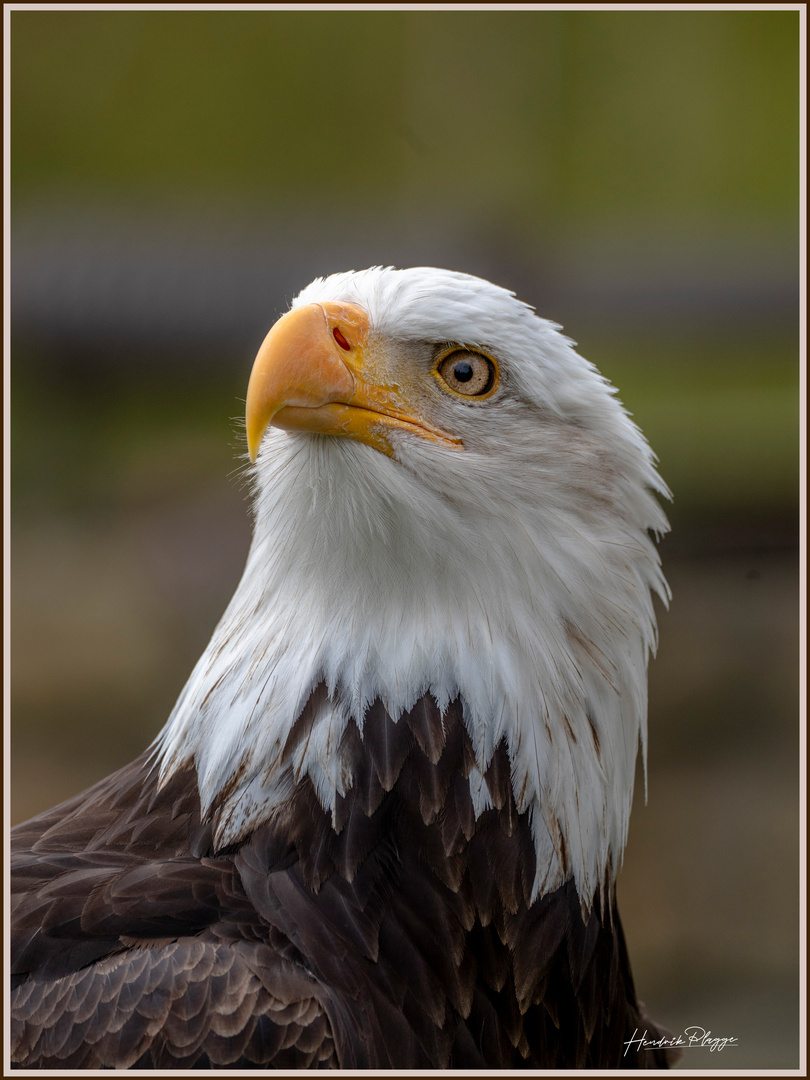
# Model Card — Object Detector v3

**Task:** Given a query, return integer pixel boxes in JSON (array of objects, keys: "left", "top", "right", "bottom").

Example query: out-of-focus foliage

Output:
[
  {"left": 603, "top": 337, "right": 799, "bottom": 517},
  {"left": 12, "top": 9, "right": 798, "bottom": 223}
]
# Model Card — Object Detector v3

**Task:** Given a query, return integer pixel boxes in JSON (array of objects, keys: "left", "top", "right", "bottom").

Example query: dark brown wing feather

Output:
[
  {"left": 12, "top": 691, "right": 675, "bottom": 1069},
  {"left": 11, "top": 752, "right": 341, "bottom": 1069},
  {"left": 12, "top": 938, "right": 336, "bottom": 1069}
]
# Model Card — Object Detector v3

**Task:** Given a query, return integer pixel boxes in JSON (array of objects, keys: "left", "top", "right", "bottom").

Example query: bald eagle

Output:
[{"left": 11, "top": 267, "right": 675, "bottom": 1069}]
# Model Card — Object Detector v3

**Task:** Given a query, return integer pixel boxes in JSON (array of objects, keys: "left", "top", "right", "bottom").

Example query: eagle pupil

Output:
[{"left": 454, "top": 361, "right": 474, "bottom": 383}]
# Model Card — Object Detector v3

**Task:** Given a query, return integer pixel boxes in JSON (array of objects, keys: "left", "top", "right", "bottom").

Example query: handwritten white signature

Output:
[{"left": 624, "top": 1026, "right": 738, "bottom": 1055}]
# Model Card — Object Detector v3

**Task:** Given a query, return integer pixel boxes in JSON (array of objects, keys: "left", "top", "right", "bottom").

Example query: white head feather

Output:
[{"left": 156, "top": 266, "right": 670, "bottom": 909}]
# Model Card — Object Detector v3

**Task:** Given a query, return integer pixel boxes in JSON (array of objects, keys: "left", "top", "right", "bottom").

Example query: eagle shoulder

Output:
[{"left": 11, "top": 752, "right": 339, "bottom": 1069}]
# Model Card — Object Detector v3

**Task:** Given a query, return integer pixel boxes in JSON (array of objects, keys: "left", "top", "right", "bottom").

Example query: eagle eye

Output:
[{"left": 435, "top": 348, "right": 498, "bottom": 399}]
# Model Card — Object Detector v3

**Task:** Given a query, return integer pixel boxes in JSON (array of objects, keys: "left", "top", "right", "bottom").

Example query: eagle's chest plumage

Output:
[{"left": 11, "top": 691, "right": 669, "bottom": 1069}]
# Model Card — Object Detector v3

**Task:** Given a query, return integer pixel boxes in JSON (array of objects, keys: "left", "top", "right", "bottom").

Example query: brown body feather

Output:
[{"left": 11, "top": 692, "right": 672, "bottom": 1069}]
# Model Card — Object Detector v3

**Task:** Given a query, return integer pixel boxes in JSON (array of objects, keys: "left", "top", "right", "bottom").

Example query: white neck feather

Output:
[{"left": 156, "top": 410, "right": 668, "bottom": 910}]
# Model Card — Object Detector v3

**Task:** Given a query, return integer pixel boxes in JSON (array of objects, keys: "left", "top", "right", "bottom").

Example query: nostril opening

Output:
[{"left": 333, "top": 328, "right": 351, "bottom": 351}]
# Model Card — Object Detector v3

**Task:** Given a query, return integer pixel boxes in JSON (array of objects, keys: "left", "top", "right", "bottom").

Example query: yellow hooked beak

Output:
[{"left": 245, "top": 302, "right": 462, "bottom": 463}]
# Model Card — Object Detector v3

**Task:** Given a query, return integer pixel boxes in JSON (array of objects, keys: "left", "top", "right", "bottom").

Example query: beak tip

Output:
[
  {"left": 246, "top": 407, "right": 271, "bottom": 464},
  {"left": 246, "top": 418, "right": 263, "bottom": 463}
]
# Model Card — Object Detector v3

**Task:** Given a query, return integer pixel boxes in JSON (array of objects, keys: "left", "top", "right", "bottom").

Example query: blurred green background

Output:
[{"left": 10, "top": 8, "right": 800, "bottom": 1069}]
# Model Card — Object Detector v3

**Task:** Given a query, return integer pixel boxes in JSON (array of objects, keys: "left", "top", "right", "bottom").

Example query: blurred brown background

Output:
[{"left": 9, "top": 9, "right": 800, "bottom": 1069}]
